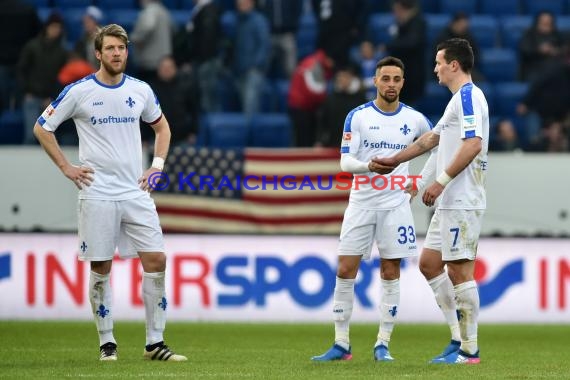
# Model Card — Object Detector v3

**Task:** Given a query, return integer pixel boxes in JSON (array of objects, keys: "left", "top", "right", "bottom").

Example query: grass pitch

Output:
[{"left": 0, "top": 322, "right": 568, "bottom": 379}]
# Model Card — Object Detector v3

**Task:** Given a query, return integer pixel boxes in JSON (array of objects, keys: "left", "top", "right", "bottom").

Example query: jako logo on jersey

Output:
[
  {"left": 92, "top": 101, "right": 103, "bottom": 106},
  {"left": 369, "top": 126, "right": 380, "bottom": 130},
  {"left": 90, "top": 115, "right": 137, "bottom": 125},
  {"left": 475, "top": 258, "right": 524, "bottom": 307},
  {"left": 363, "top": 139, "right": 408, "bottom": 150}
]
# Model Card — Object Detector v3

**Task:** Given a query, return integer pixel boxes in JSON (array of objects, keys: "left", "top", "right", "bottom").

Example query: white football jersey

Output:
[
  {"left": 39, "top": 74, "right": 162, "bottom": 200},
  {"left": 340, "top": 101, "right": 432, "bottom": 209},
  {"left": 432, "top": 82, "right": 489, "bottom": 210}
]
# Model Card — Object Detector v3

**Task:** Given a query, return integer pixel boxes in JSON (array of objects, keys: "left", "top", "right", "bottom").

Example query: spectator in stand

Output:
[
  {"left": 58, "top": 51, "right": 96, "bottom": 87},
  {"left": 149, "top": 56, "right": 199, "bottom": 147},
  {"left": 528, "top": 120, "right": 569, "bottom": 152},
  {"left": 288, "top": 49, "right": 334, "bottom": 147},
  {"left": 434, "top": 12, "right": 483, "bottom": 82},
  {"left": 130, "top": 0, "right": 175, "bottom": 83},
  {"left": 317, "top": 64, "right": 367, "bottom": 147},
  {"left": 258, "top": 0, "right": 303, "bottom": 79},
  {"left": 489, "top": 119, "right": 522, "bottom": 152},
  {"left": 0, "top": 0, "right": 41, "bottom": 111},
  {"left": 232, "top": 0, "right": 271, "bottom": 117},
  {"left": 356, "top": 40, "right": 383, "bottom": 100},
  {"left": 516, "top": 60, "right": 570, "bottom": 146},
  {"left": 311, "top": 0, "right": 366, "bottom": 67},
  {"left": 75, "top": 6, "right": 104, "bottom": 70},
  {"left": 17, "top": 13, "right": 68, "bottom": 145},
  {"left": 173, "top": 0, "right": 223, "bottom": 113},
  {"left": 518, "top": 11, "right": 565, "bottom": 82},
  {"left": 381, "top": 0, "right": 426, "bottom": 105}
]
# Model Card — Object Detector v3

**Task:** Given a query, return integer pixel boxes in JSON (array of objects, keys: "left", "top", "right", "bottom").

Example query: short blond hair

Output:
[{"left": 94, "top": 24, "right": 129, "bottom": 52}]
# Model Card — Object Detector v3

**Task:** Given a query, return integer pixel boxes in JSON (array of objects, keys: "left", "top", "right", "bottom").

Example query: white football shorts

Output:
[
  {"left": 423, "top": 208, "right": 484, "bottom": 261},
  {"left": 338, "top": 200, "right": 418, "bottom": 260},
  {"left": 78, "top": 194, "right": 165, "bottom": 261}
]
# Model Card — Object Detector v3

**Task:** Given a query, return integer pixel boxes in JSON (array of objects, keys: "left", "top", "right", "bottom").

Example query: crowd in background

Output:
[{"left": 1, "top": 0, "right": 570, "bottom": 152}]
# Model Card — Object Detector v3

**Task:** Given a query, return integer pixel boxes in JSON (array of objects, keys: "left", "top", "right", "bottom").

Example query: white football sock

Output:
[
  {"left": 454, "top": 280, "right": 479, "bottom": 355},
  {"left": 143, "top": 271, "right": 167, "bottom": 346},
  {"left": 89, "top": 271, "right": 116, "bottom": 346},
  {"left": 428, "top": 272, "right": 461, "bottom": 341},
  {"left": 375, "top": 278, "right": 400, "bottom": 348},
  {"left": 333, "top": 276, "right": 355, "bottom": 349}
]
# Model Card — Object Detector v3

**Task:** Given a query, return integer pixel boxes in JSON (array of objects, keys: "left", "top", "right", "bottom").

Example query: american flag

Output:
[{"left": 152, "top": 147, "right": 350, "bottom": 234}]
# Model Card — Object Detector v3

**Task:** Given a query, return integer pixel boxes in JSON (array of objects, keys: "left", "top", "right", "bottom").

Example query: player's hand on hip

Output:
[
  {"left": 422, "top": 182, "right": 444, "bottom": 207},
  {"left": 63, "top": 165, "right": 94, "bottom": 190},
  {"left": 139, "top": 167, "right": 161, "bottom": 192}
]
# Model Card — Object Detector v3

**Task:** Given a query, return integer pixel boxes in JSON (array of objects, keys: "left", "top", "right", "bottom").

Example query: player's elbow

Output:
[{"left": 466, "top": 137, "right": 482, "bottom": 155}]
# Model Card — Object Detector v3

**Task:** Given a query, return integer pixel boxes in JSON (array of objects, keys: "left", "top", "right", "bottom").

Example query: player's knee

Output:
[
  {"left": 141, "top": 252, "right": 167, "bottom": 272},
  {"left": 90, "top": 260, "right": 112, "bottom": 274},
  {"left": 419, "top": 254, "right": 443, "bottom": 279}
]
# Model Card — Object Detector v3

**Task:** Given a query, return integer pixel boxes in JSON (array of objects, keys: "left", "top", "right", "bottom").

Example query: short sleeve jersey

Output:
[
  {"left": 341, "top": 101, "right": 432, "bottom": 209},
  {"left": 432, "top": 83, "right": 489, "bottom": 209},
  {"left": 39, "top": 74, "right": 162, "bottom": 200}
]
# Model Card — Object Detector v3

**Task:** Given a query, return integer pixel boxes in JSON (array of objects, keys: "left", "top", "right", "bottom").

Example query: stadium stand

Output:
[
  {"left": 249, "top": 113, "right": 292, "bottom": 147},
  {"left": 202, "top": 113, "right": 249, "bottom": 148},
  {"left": 439, "top": 0, "right": 477, "bottom": 15},
  {"left": 479, "top": 0, "right": 521, "bottom": 16},
  {"left": 480, "top": 48, "right": 518, "bottom": 82}
]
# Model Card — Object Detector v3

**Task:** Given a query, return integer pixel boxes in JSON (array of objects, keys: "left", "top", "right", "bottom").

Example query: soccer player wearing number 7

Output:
[
  {"left": 312, "top": 56, "right": 433, "bottom": 362},
  {"left": 377, "top": 38, "right": 489, "bottom": 364},
  {"left": 33, "top": 24, "right": 186, "bottom": 362}
]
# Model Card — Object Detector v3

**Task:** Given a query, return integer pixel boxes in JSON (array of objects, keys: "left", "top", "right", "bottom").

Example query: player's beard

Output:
[
  {"left": 101, "top": 59, "right": 126, "bottom": 76},
  {"left": 379, "top": 90, "right": 398, "bottom": 104}
]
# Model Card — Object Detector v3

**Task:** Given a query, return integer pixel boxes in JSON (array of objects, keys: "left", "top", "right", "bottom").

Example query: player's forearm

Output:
[
  {"left": 444, "top": 137, "right": 482, "bottom": 178},
  {"left": 417, "top": 148, "right": 437, "bottom": 190},
  {"left": 340, "top": 154, "right": 370, "bottom": 174},
  {"left": 33, "top": 123, "right": 71, "bottom": 172},
  {"left": 151, "top": 120, "right": 171, "bottom": 162},
  {"left": 394, "top": 131, "right": 439, "bottom": 164}
]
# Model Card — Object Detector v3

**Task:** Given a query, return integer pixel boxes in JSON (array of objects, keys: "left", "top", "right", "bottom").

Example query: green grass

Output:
[{"left": 0, "top": 322, "right": 568, "bottom": 379}]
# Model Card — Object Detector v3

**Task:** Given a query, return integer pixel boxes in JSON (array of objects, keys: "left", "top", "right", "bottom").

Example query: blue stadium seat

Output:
[
  {"left": 162, "top": 0, "right": 179, "bottom": 9},
  {"left": 500, "top": 15, "right": 532, "bottom": 49},
  {"left": 480, "top": 48, "right": 518, "bottom": 82},
  {"left": 62, "top": 8, "right": 86, "bottom": 45},
  {"left": 557, "top": 16, "right": 570, "bottom": 33},
  {"left": 415, "top": 81, "right": 450, "bottom": 116},
  {"left": 250, "top": 113, "right": 292, "bottom": 147},
  {"left": 170, "top": 10, "right": 191, "bottom": 29},
  {"left": 96, "top": 0, "right": 135, "bottom": 10},
  {"left": 105, "top": 9, "right": 140, "bottom": 32},
  {"left": 469, "top": 15, "right": 499, "bottom": 48},
  {"left": 36, "top": 7, "right": 53, "bottom": 22},
  {"left": 0, "top": 110, "right": 24, "bottom": 145},
  {"left": 274, "top": 80, "right": 290, "bottom": 113},
  {"left": 439, "top": 0, "right": 477, "bottom": 15},
  {"left": 474, "top": 82, "right": 495, "bottom": 114},
  {"left": 22, "top": 0, "right": 50, "bottom": 7},
  {"left": 203, "top": 113, "right": 249, "bottom": 148},
  {"left": 479, "top": 0, "right": 521, "bottom": 16},
  {"left": 215, "top": 0, "right": 235, "bottom": 12},
  {"left": 220, "top": 10, "right": 236, "bottom": 38},
  {"left": 420, "top": 0, "right": 439, "bottom": 13},
  {"left": 365, "top": 0, "right": 388, "bottom": 13},
  {"left": 296, "top": 12, "right": 317, "bottom": 60},
  {"left": 425, "top": 14, "right": 451, "bottom": 47},
  {"left": 367, "top": 13, "right": 394, "bottom": 45},
  {"left": 493, "top": 82, "right": 529, "bottom": 119},
  {"left": 179, "top": 0, "right": 196, "bottom": 9},
  {"left": 54, "top": 0, "right": 91, "bottom": 7},
  {"left": 522, "top": 0, "right": 564, "bottom": 15}
]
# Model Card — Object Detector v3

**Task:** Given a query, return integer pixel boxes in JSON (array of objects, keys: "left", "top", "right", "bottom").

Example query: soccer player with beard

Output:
[
  {"left": 33, "top": 24, "right": 187, "bottom": 362},
  {"left": 312, "top": 56, "right": 433, "bottom": 362}
]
